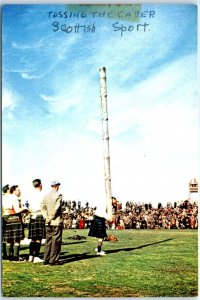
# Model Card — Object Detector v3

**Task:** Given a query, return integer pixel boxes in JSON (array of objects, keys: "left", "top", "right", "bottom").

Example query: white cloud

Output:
[
  {"left": 110, "top": 134, "right": 198, "bottom": 206},
  {"left": 2, "top": 87, "right": 15, "bottom": 111},
  {"left": 85, "top": 119, "right": 101, "bottom": 134},
  {"left": 106, "top": 53, "right": 197, "bottom": 136},
  {"left": 6, "top": 35, "right": 78, "bottom": 80},
  {"left": 40, "top": 92, "right": 80, "bottom": 114},
  {"left": 40, "top": 74, "right": 96, "bottom": 114},
  {"left": 102, "top": 93, "right": 196, "bottom": 204},
  {"left": 8, "top": 129, "right": 106, "bottom": 206},
  {"left": 12, "top": 38, "right": 46, "bottom": 50},
  {"left": 21, "top": 73, "right": 41, "bottom": 79}
]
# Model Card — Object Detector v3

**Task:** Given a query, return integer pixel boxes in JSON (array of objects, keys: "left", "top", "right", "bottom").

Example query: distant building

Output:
[
  {"left": 189, "top": 178, "right": 198, "bottom": 193},
  {"left": 189, "top": 178, "right": 198, "bottom": 203}
]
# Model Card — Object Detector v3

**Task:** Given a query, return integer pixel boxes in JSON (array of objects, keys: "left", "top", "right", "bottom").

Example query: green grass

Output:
[{"left": 2, "top": 229, "right": 198, "bottom": 297}]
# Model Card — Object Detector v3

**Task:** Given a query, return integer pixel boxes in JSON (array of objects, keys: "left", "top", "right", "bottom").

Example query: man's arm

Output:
[
  {"left": 49, "top": 194, "right": 62, "bottom": 220},
  {"left": 40, "top": 196, "right": 48, "bottom": 220}
]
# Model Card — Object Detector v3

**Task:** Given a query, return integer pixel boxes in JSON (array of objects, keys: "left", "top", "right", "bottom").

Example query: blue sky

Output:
[{"left": 2, "top": 4, "right": 198, "bottom": 207}]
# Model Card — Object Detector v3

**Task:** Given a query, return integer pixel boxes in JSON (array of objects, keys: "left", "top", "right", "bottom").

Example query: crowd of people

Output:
[
  {"left": 2, "top": 180, "right": 198, "bottom": 263},
  {"left": 60, "top": 198, "right": 198, "bottom": 230}
]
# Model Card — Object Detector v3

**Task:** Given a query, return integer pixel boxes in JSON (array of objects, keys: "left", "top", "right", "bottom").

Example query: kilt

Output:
[
  {"left": 2, "top": 215, "right": 24, "bottom": 242},
  {"left": 28, "top": 215, "right": 46, "bottom": 239},
  {"left": 88, "top": 215, "right": 107, "bottom": 238}
]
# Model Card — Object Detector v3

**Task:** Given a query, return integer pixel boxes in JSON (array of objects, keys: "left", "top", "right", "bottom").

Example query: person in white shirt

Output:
[
  {"left": 88, "top": 201, "right": 112, "bottom": 256},
  {"left": 27, "top": 179, "right": 46, "bottom": 263},
  {"left": 2, "top": 185, "right": 28, "bottom": 262},
  {"left": 2, "top": 184, "right": 10, "bottom": 259}
]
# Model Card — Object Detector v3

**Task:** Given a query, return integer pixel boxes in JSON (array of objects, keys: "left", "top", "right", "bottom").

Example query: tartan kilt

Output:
[
  {"left": 88, "top": 215, "right": 107, "bottom": 238},
  {"left": 2, "top": 215, "right": 24, "bottom": 242},
  {"left": 28, "top": 215, "right": 46, "bottom": 239}
]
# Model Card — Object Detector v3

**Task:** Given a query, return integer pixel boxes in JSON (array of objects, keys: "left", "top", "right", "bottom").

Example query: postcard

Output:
[{"left": 2, "top": 3, "right": 198, "bottom": 297}]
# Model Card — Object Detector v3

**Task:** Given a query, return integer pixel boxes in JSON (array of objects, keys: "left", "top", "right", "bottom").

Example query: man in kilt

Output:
[
  {"left": 2, "top": 184, "right": 10, "bottom": 259},
  {"left": 2, "top": 185, "right": 28, "bottom": 262},
  {"left": 28, "top": 179, "right": 46, "bottom": 263},
  {"left": 88, "top": 203, "right": 112, "bottom": 256}
]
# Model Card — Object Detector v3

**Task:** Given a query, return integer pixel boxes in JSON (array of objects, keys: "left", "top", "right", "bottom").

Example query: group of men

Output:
[
  {"left": 2, "top": 179, "right": 63, "bottom": 265},
  {"left": 2, "top": 179, "right": 114, "bottom": 264}
]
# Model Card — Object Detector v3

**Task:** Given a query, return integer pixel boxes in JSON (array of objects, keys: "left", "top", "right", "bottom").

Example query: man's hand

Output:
[{"left": 45, "top": 217, "right": 51, "bottom": 226}]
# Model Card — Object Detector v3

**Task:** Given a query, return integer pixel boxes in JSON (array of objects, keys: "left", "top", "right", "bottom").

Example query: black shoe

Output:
[
  {"left": 12, "top": 257, "right": 26, "bottom": 262},
  {"left": 49, "top": 261, "right": 62, "bottom": 266}
]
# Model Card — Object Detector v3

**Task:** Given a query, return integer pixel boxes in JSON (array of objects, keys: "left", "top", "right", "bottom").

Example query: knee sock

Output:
[
  {"left": 97, "top": 239, "right": 103, "bottom": 252},
  {"left": 13, "top": 244, "right": 20, "bottom": 258},
  {"left": 6, "top": 243, "right": 13, "bottom": 259},
  {"left": 34, "top": 242, "right": 41, "bottom": 257},
  {"left": 29, "top": 242, "right": 36, "bottom": 256},
  {"left": 2, "top": 242, "right": 7, "bottom": 258}
]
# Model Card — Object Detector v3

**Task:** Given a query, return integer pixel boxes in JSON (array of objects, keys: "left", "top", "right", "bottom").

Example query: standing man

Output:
[
  {"left": 28, "top": 179, "right": 46, "bottom": 263},
  {"left": 41, "top": 180, "right": 63, "bottom": 266},
  {"left": 2, "top": 185, "right": 28, "bottom": 262},
  {"left": 2, "top": 184, "right": 10, "bottom": 259}
]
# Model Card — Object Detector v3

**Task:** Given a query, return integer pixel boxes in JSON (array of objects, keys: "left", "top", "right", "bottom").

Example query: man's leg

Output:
[
  {"left": 97, "top": 238, "right": 103, "bottom": 253},
  {"left": 13, "top": 242, "right": 20, "bottom": 259},
  {"left": 43, "top": 226, "right": 52, "bottom": 263},
  {"left": 49, "top": 225, "right": 63, "bottom": 264},
  {"left": 13, "top": 241, "right": 25, "bottom": 261},
  {"left": 2, "top": 241, "right": 7, "bottom": 259},
  {"left": 29, "top": 241, "right": 35, "bottom": 261},
  {"left": 34, "top": 240, "right": 42, "bottom": 257},
  {"left": 6, "top": 242, "right": 13, "bottom": 260},
  {"left": 33, "top": 240, "right": 43, "bottom": 263}
]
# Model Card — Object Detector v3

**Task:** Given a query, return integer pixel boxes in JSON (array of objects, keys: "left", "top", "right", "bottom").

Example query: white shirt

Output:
[
  {"left": 3, "top": 194, "right": 21, "bottom": 215},
  {"left": 28, "top": 189, "right": 45, "bottom": 217},
  {"left": 94, "top": 205, "right": 111, "bottom": 220}
]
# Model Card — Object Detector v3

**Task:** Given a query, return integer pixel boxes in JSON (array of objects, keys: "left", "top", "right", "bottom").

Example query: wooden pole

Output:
[{"left": 99, "top": 67, "right": 112, "bottom": 219}]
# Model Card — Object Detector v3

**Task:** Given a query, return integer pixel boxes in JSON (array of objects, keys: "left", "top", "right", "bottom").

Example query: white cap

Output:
[{"left": 51, "top": 180, "right": 61, "bottom": 186}]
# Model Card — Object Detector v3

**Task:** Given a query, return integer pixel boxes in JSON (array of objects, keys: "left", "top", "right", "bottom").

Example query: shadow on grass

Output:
[
  {"left": 61, "top": 240, "right": 87, "bottom": 246},
  {"left": 105, "top": 238, "right": 174, "bottom": 254},
  {"left": 20, "top": 240, "right": 87, "bottom": 250},
  {"left": 56, "top": 238, "right": 174, "bottom": 265},
  {"left": 19, "top": 241, "right": 87, "bottom": 260}
]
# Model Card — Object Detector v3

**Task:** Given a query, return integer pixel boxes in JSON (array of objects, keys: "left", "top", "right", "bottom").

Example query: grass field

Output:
[{"left": 2, "top": 229, "right": 198, "bottom": 297}]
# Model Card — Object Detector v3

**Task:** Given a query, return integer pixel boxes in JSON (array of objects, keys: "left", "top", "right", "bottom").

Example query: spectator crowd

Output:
[
  {"left": 56, "top": 199, "right": 198, "bottom": 230},
  {"left": 4, "top": 185, "right": 198, "bottom": 232}
]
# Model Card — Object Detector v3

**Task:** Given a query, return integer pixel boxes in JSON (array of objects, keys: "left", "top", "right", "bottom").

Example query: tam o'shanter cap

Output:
[{"left": 51, "top": 180, "right": 61, "bottom": 186}]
